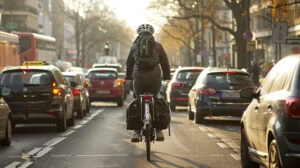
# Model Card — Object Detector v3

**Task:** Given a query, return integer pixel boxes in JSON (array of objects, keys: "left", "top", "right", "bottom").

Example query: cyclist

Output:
[{"left": 125, "top": 24, "right": 171, "bottom": 142}]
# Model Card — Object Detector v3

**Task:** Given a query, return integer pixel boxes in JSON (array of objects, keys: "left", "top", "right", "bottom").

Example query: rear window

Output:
[
  {"left": 0, "top": 71, "right": 51, "bottom": 86},
  {"left": 206, "top": 72, "right": 251, "bottom": 86},
  {"left": 88, "top": 71, "right": 117, "bottom": 79},
  {"left": 176, "top": 70, "right": 201, "bottom": 81}
]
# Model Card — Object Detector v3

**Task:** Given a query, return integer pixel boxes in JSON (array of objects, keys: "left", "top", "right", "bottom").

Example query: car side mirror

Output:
[{"left": 252, "top": 88, "right": 260, "bottom": 100}]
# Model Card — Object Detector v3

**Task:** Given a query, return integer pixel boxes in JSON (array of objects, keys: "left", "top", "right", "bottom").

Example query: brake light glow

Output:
[
  {"left": 53, "top": 88, "right": 61, "bottom": 95},
  {"left": 52, "top": 82, "right": 57, "bottom": 87},
  {"left": 198, "top": 86, "right": 216, "bottom": 95},
  {"left": 113, "top": 79, "right": 122, "bottom": 87},
  {"left": 20, "top": 67, "right": 32, "bottom": 71},
  {"left": 142, "top": 96, "right": 152, "bottom": 101},
  {"left": 171, "top": 82, "right": 184, "bottom": 89},
  {"left": 284, "top": 97, "right": 300, "bottom": 117},
  {"left": 72, "top": 89, "right": 80, "bottom": 96},
  {"left": 191, "top": 69, "right": 202, "bottom": 72}
]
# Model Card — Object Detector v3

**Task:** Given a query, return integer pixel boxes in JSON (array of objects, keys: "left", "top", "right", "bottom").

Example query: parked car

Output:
[
  {"left": 87, "top": 68, "right": 124, "bottom": 106},
  {"left": 241, "top": 54, "right": 300, "bottom": 168},
  {"left": 188, "top": 67, "right": 255, "bottom": 123},
  {"left": 62, "top": 72, "right": 90, "bottom": 119},
  {"left": 118, "top": 72, "right": 130, "bottom": 99},
  {"left": 0, "top": 61, "right": 74, "bottom": 131},
  {"left": 0, "top": 88, "right": 12, "bottom": 146},
  {"left": 160, "top": 67, "right": 177, "bottom": 100},
  {"left": 166, "top": 66, "right": 204, "bottom": 111}
]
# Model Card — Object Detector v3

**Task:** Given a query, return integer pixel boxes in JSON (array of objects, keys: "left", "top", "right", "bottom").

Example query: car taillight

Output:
[
  {"left": 53, "top": 88, "right": 61, "bottom": 95},
  {"left": 141, "top": 95, "right": 152, "bottom": 101},
  {"left": 72, "top": 89, "right": 80, "bottom": 96},
  {"left": 284, "top": 97, "right": 300, "bottom": 117},
  {"left": 198, "top": 86, "right": 216, "bottom": 95},
  {"left": 171, "top": 82, "right": 184, "bottom": 89},
  {"left": 113, "top": 79, "right": 122, "bottom": 87}
]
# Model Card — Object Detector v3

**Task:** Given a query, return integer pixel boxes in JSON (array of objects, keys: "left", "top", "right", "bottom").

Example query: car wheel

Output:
[
  {"left": 269, "top": 140, "right": 282, "bottom": 168},
  {"left": 240, "top": 128, "right": 259, "bottom": 168},
  {"left": 77, "top": 105, "right": 84, "bottom": 119},
  {"left": 187, "top": 104, "right": 194, "bottom": 120},
  {"left": 194, "top": 111, "right": 205, "bottom": 124},
  {"left": 0, "top": 117, "right": 12, "bottom": 146},
  {"left": 117, "top": 98, "right": 124, "bottom": 107},
  {"left": 57, "top": 106, "right": 67, "bottom": 132},
  {"left": 170, "top": 103, "right": 176, "bottom": 112},
  {"left": 86, "top": 102, "right": 90, "bottom": 114},
  {"left": 67, "top": 110, "right": 75, "bottom": 126}
]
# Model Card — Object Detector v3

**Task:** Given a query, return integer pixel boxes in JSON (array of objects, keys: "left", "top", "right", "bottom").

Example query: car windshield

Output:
[
  {"left": 206, "top": 72, "right": 251, "bottom": 86},
  {"left": 176, "top": 70, "right": 201, "bottom": 81},
  {"left": 88, "top": 71, "right": 117, "bottom": 79},
  {"left": 0, "top": 71, "right": 50, "bottom": 86}
]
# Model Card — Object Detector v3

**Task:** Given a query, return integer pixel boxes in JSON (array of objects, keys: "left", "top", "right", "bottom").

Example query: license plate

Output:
[
  {"left": 96, "top": 90, "right": 110, "bottom": 94},
  {"left": 222, "top": 91, "right": 240, "bottom": 98}
]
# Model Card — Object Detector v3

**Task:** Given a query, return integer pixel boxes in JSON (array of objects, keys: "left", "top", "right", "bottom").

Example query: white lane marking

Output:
[
  {"left": 230, "top": 154, "right": 241, "bottom": 160},
  {"left": 207, "top": 133, "right": 216, "bottom": 138},
  {"left": 227, "top": 142, "right": 240, "bottom": 149},
  {"left": 71, "top": 125, "right": 83, "bottom": 129},
  {"left": 26, "top": 147, "right": 43, "bottom": 156},
  {"left": 199, "top": 126, "right": 208, "bottom": 131},
  {"left": 217, "top": 143, "right": 229, "bottom": 148},
  {"left": 61, "top": 130, "right": 75, "bottom": 136},
  {"left": 4, "top": 162, "right": 22, "bottom": 168},
  {"left": 78, "top": 120, "right": 88, "bottom": 125},
  {"left": 17, "top": 161, "right": 33, "bottom": 168},
  {"left": 35, "top": 147, "right": 53, "bottom": 158},
  {"left": 43, "top": 137, "right": 66, "bottom": 147}
]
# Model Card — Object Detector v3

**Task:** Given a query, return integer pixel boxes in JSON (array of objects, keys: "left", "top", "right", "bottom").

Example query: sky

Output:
[{"left": 106, "top": 0, "right": 160, "bottom": 31}]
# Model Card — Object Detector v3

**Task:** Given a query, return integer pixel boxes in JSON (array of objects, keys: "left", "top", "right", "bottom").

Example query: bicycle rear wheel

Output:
[{"left": 145, "top": 124, "right": 151, "bottom": 161}]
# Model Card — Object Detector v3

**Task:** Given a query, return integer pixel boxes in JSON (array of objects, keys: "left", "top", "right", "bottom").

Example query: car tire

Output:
[
  {"left": 170, "top": 103, "right": 176, "bottom": 112},
  {"left": 77, "top": 105, "right": 84, "bottom": 119},
  {"left": 117, "top": 98, "right": 124, "bottom": 107},
  {"left": 57, "top": 106, "right": 67, "bottom": 132},
  {"left": 194, "top": 111, "right": 205, "bottom": 124},
  {"left": 86, "top": 102, "right": 90, "bottom": 114},
  {"left": 269, "top": 140, "right": 282, "bottom": 168},
  {"left": 0, "top": 117, "right": 12, "bottom": 146},
  {"left": 67, "top": 111, "right": 75, "bottom": 126},
  {"left": 240, "top": 128, "right": 259, "bottom": 168},
  {"left": 187, "top": 104, "right": 194, "bottom": 120}
]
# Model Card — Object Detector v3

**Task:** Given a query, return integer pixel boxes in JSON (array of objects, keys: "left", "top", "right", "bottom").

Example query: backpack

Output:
[{"left": 134, "top": 33, "right": 159, "bottom": 70}]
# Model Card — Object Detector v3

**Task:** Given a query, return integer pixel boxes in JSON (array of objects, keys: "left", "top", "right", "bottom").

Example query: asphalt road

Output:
[{"left": 0, "top": 93, "right": 242, "bottom": 168}]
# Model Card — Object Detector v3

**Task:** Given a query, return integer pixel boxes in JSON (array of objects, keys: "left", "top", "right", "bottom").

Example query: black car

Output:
[
  {"left": 62, "top": 72, "right": 90, "bottom": 119},
  {"left": 241, "top": 54, "right": 300, "bottom": 168},
  {"left": 166, "top": 66, "right": 204, "bottom": 111},
  {"left": 0, "top": 62, "right": 74, "bottom": 131},
  {"left": 0, "top": 88, "right": 12, "bottom": 146},
  {"left": 188, "top": 67, "right": 255, "bottom": 123}
]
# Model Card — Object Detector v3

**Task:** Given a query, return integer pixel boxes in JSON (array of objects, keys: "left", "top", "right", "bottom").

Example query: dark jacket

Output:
[{"left": 125, "top": 41, "right": 171, "bottom": 82}]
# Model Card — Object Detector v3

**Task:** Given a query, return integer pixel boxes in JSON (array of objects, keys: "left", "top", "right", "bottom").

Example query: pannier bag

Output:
[{"left": 126, "top": 98, "right": 171, "bottom": 130}]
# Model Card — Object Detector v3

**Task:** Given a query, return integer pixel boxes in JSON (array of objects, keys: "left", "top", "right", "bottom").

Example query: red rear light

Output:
[
  {"left": 191, "top": 69, "right": 202, "bottom": 72},
  {"left": 284, "top": 97, "right": 300, "bottom": 117},
  {"left": 20, "top": 68, "right": 32, "bottom": 71},
  {"left": 171, "top": 82, "right": 184, "bottom": 89},
  {"left": 72, "top": 89, "right": 80, "bottom": 96},
  {"left": 198, "top": 86, "right": 216, "bottom": 95},
  {"left": 142, "top": 96, "right": 152, "bottom": 101}
]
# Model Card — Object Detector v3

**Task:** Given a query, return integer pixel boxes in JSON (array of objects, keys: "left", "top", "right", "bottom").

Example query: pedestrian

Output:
[{"left": 249, "top": 60, "right": 260, "bottom": 86}]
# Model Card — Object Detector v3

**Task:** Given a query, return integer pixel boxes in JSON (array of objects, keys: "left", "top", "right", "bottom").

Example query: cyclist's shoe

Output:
[
  {"left": 156, "top": 130, "right": 164, "bottom": 141},
  {"left": 131, "top": 131, "right": 140, "bottom": 143}
]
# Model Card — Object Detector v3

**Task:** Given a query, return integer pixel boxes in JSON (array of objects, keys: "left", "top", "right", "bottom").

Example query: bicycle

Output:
[{"left": 139, "top": 92, "right": 155, "bottom": 161}]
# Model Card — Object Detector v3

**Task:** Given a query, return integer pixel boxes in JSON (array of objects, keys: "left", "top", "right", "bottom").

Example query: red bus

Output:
[
  {"left": 0, "top": 31, "right": 20, "bottom": 71},
  {"left": 15, "top": 32, "right": 57, "bottom": 65}
]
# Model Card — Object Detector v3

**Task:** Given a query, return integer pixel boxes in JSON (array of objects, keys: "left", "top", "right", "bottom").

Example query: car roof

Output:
[
  {"left": 176, "top": 66, "right": 205, "bottom": 71},
  {"left": 87, "top": 67, "right": 118, "bottom": 73},
  {"left": 204, "top": 67, "right": 249, "bottom": 74},
  {"left": 1, "top": 64, "right": 59, "bottom": 72},
  {"left": 62, "top": 71, "right": 81, "bottom": 76}
]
